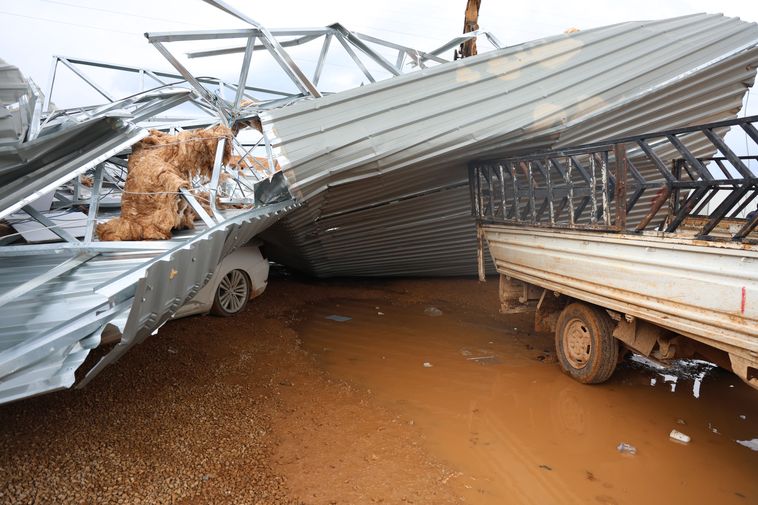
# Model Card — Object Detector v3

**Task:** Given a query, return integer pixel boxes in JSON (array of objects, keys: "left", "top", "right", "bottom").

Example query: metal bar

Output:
[
  {"left": 0, "top": 254, "right": 95, "bottom": 309},
  {"left": 150, "top": 41, "right": 227, "bottom": 118},
  {"left": 590, "top": 155, "right": 597, "bottom": 225},
  {"left": 43, "top": 56, "right": 58, "bottom": 112},
  {"left": 490, "top": 166, "right": 497, "bottom": 219},
  {"left": 636, "top": 185, "right": 671, "bottom": 231},
  {"left": 476, "top": 222, "right": 486, "bottom": 281},
  {"left": 734, "top": 208, "right": 758, "bottom": 240},
  {"left": 395, "top": 50, "right": 406, "bottom": 70},
  {"left": 636, "top": 139, "right": 677, "bottom": 183},
  {"left": 729, "top": 190, "right": 758, "bottom": 218},
  {"left": 666, "top": 186, "right": 710, "bottom": 233},
  {"left": 702, "top": 128, "right": 756, "bottom": 179},
  {"left": 614, "top": 143, "right": 628, "bottom": 229},
  {"left": 667, "top": 134, "right": 713, "bottom": 180},
  {"left": 692, "top": 187, "right": 720, "bottom": 215},
  {"left": 504, "top": 162, "right": 518, "bottom": 219},
  {"left": 565, "top": 156, "right": 575, "bottom": 227},
  {"left": 179, "top": 188, "right": 216, "bottom": 227},
  {"left": 201, "top": 0, "right": 321, "bottom": 98},
  {"left": 468, "top": 164, "right": 478, "bottom": 218},
  {"left": 477, "top": 167, "right": 485, "bottom": 220},
  {"left": 234, "top": 36, "right": 256, "bottom": 109},
  {"left": 330, "top": 24, "right": 401, "bottom": 76},
  {"left": 498, "top": 164, "right": 507, "bottom": 220},
  {"left": 669, "top": 160, "right": 682, "bottom": 228},
  {"left": 58, "top": 57, "right": 115, "bottom": 103},
  {"left": 484, "top": 32, "right": 503, "bottom": 49},
  {"left": 313, "top": 34, "right": 332, "bottom": 86},
  {"left": 604, "top": 152, "right": 611, "bottom": 226},
  {"left": 84, "top": 164, "right": 104, "bottom": 243},
  {"left": 21, "top": 206, "right": 81, "bottom": 244},
  {"left": 713, "top": 159, "right": 736, "bottom": 180},
  {"left": 334, "top": 33, "right": 376, "bottom": 83},
  {"left": 544, "top": 159, "right": 555, "bottom": 225},
  {"left": 186, "top": 33, "right": 326, "bottom": 58},
  {"left": 0, "top": 241, "right": 174, "bottom": 256},
  {"left": 568, "top": 155, "right": 592, "bottom": 184},
  {"left": 626, "top": 187, "right": 646, "bottom": 214},
  {"left": 208, "top": 138, "right": 227, "bottom": 221},
  {"left": 527, "top": 162, "right": 536, "bottom": 224},
  {"left": 353, "top": 32, "right": 447, "bottom": 65},
  {"left": 427, "top": 31, "right": 480, "bottom": 57},
  {"left": 574, "top": 197, "right": 590, "bottom": 222},
  {"left": 698, "top": 185, "right": 754, "bottom": 236},
  {"left": 740, "top": 122, "right": 758, "bottom": 147}
]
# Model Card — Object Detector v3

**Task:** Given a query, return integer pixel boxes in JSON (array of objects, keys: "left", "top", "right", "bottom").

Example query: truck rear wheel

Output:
[{"left": 555, "top": 303, "right": 618, "bottom": 384}]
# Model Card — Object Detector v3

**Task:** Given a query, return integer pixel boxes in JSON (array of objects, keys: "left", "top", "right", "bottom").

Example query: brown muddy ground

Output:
[{"left": 1, "top": 274, "right": 756, "bottom": 504}]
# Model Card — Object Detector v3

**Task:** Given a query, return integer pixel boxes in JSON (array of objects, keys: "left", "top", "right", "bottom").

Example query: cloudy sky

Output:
[
  {"left": 2, "top": 1, "right": 758, "bottom": 98},
  {"left": 1, "top": 0, "right": 757, "bottom": 135}
]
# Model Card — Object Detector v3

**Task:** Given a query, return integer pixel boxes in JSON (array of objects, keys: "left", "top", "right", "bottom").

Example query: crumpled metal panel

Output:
[
  {"left": 0, "top": 115, "right": 146, "bottom": 220},
  {"left": 0, "top": 200, "right": 296, "bottom": 404},
  {"left": 0, "top": 58, "right": 34, "bottom": 146},
  {"left": 261, "top": 13, "right": 758, "bottom": 277}
]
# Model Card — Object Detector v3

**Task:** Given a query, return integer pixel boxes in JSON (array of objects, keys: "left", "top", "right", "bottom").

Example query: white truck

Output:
[{"left": 470, "top": 115, "right": 758, "bottom": 389}]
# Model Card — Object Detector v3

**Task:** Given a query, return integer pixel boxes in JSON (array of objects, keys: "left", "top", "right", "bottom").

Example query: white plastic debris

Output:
[
  {"left": 616, "top": 443, "right": 637, "bottom": 455},
  {"left": 424, "top": 306, "right": 443, "bottom": 317},
  {"left": 669, "top": 429, "right": 691, "bottom": 444},
  {"left": 736, "top": 438, "right": 758, "bottom": 451},
  {"left": 739, "top": 414, "right": 747, "bottom": 420},
  {"left": 423, "top": 362, "right": 433, "bottom": 368},
  {"left": 377, "top": 311, "right": 385, "bottom": 316}
]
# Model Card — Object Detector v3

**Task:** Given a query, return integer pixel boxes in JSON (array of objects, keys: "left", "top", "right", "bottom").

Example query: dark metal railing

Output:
[{"left": 470, "top": 115, "right": 758, "bottom": 243}]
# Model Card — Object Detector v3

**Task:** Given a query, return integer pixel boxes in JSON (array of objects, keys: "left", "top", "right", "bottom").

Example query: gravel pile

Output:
[{"left": 0, "top": 313, "right": 296, "bottom": 505}]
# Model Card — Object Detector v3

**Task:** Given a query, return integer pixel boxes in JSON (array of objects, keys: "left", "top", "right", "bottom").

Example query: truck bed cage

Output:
[{"left": 470, "top": 115, "right": 758, "bottom": 243}]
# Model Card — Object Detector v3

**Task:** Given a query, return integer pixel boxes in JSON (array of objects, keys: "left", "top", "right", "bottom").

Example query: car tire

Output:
[
  {"left": 211, "top": 269, "right": 251, "bottom": 317},
  {"left": 555, "top": 302, "right": 618, "bottom": 384}
]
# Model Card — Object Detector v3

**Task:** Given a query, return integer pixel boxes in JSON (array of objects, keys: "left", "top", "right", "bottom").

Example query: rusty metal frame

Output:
[{"left": 471, "top": 115, "right": 758, "bottom": 243}]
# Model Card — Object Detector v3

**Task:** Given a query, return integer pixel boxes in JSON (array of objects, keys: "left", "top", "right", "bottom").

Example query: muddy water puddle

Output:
[{"left": 297, "top": 296, "right": 758, "bottom": 505}]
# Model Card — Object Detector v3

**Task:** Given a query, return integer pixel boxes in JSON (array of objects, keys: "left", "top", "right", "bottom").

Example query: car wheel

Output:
[
  {"left": 555, "top": 302, "right": 618, "bottom": 384},
  {"left": 211, "top": 269, "right": 251, "bottom": 317}
]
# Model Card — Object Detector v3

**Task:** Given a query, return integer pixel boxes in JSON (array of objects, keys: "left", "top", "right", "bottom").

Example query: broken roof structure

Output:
[
  {"left": 257, "top": 13, "right": 758, "bottom": 276},
  {"left": 1, "top": 2, "right": 757, "bottom": 404}
]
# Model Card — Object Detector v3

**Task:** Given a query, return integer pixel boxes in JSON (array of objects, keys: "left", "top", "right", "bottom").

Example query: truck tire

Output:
[
  {"left": 211, "top": 269, "right": 251, "bottom": 317},
  {"left": 555, "top": 302, "right": 618, "bottom": 384}
]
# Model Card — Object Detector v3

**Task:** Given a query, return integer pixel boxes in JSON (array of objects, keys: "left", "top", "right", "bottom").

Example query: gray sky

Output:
[{"left": 1, "top": 1, "right": 757, "bottom": 119}]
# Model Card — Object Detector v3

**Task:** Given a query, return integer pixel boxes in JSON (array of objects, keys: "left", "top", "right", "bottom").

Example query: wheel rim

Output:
[
  {"left": 218, "top": 270, "right": 248, "bottom": 314},
  {"left": 563, "top": 318, "right": 592, "bottom": 369}
]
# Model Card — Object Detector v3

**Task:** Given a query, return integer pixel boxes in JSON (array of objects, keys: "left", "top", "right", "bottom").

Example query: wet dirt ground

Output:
[
  {"left": 295, "top": 280, "right": 758, "bottom": 505},
  {"left": 1, "top": 274, "right": 756, "bottom": 504}
]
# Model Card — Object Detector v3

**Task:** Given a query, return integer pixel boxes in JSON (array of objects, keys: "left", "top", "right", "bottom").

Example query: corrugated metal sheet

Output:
[
  {"left": 0, "top": 115, "right": 146, "bottom": 220},
  {"left": 260, "top": 13, "right": 758, "bottom": 277},
  {"left": 0, "top": 200, "right": 295, "bottom": 404}
]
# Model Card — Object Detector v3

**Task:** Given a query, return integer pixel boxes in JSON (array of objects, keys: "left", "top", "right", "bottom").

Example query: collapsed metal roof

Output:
[
  {"left": 259, "top": 13, "right": 758, "bottom": 276},
  {"left": 1, "top": 4, "right": 757, "bottom": 404}
]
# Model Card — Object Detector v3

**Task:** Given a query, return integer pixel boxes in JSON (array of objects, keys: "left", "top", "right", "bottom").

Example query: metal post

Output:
[
  {"left": 477, "top": 222, "right": 486, "bottom": 282},
  {"left": 566, "top": 157, "right": 575, "bottom": 227},
  {"left": 614, "top": 143, "right": 628, "bottom": 230},
  {"left": 84, "top": 164, "right": 104, "bottom": 243},
  {"left": 590, "top": 154, "right": 598, "bottom": 225}
]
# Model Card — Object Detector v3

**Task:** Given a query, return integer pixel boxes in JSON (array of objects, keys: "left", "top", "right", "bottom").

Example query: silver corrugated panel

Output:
[
  {"left": 0, "top": 200, "right": 296, "bottom": 404},
  {"left": 0, "top": 58, "right": 34, "bottom": 146},
  {"left": 260, "top": 13, "right": 758, "bottom": 277}
]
